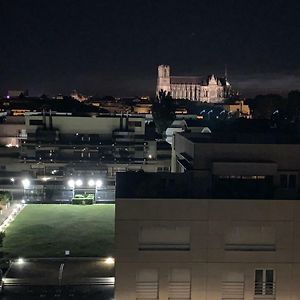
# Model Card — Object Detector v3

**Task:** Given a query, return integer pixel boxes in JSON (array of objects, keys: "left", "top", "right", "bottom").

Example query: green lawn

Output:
[{"left": 1, "top": 204, "right": 115, "bottom": 258}]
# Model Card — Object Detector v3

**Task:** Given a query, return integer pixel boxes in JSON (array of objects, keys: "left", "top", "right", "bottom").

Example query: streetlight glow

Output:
[
  {"left": 21, "top": 178, "right": 31, "bottom": 189},
  {"left": 88, "top": 179, "right": 95, "bottom": 187},
  {"left": 96, "top": 180, "right": 103, "bottom": 188},
  {"left": 104, "top": 257, "right": 115, "bottom": 265},
  {"left": 17, "top": 257, "right": 25, "bottom": 265},
  {"left": 68, "top": 179, "right": 75, "bottom": 188},
  {"left": 75, "top": 179, "right": 83, "bottom": 187}
]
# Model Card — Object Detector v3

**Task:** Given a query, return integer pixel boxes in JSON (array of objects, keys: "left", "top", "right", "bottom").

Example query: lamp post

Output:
[
  {"left": 88, "top": 179, "right": 102, "bottom": 202},
  {"left": 21, "top": 178, "right": 31, "bottom": 201},
  {"left": 95, "top": 179, "right": 103, "bottom": 202},
  {"left": 68, "top": 179, "right": 75, "bottom": 200}
]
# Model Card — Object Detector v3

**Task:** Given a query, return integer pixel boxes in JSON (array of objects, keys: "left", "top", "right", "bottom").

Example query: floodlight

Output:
[
  {"left": 104, "top": 257, "right": 115, "bottom": 265},
  {"left": 75, "top": 179, "right": 83, "bottom": 187},
  {"left": 17, "top": 257, "right": 25, "bottom": 265},
  {"left": 96, "top": 180, "right": 103, "bottom": 188},
  {"left": 68, "top": 179, "right": 75, "bottom": 188},
  {"left": 88, "top": 179, "right": 95, "bottom": 187},
  {"left": 21, "top": 178, "right": 30, "bottom": 189}
]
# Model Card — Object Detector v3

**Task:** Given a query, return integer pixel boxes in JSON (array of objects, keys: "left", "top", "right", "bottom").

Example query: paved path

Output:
[
  {"left": 0, "top": 201, "right": 25, "bottom": 232},
  {"left": 2, "top": 258, "right": 115, "bottom": 298}
]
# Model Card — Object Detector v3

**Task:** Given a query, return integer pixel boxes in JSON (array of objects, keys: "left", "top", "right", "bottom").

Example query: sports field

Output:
[{"left": 1, "top": 204, "right": 115, "bottom": 258}]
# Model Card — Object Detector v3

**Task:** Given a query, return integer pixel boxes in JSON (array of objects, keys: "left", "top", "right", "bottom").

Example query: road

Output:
[{"left": 1, "top": 258, "right": 115, "bottom": 299}]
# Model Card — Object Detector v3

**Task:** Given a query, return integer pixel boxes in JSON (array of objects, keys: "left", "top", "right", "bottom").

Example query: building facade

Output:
[
  {"left": 115, "top": 187, "right": 300, "bottom": 300},
  {"left": 173, "top": 130, "right": 300, "bottom": 199},
  {"left": 156, "top": 65, "right": 231, "bottom": 103},
  {"left": 0, "top": 112, "right": 171, "bottom": 201},
  {"left": 115, "top": 128, "right": 300, "bottom": 299}
]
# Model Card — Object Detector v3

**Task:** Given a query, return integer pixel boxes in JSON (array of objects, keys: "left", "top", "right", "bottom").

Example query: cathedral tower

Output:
[{"left": 156, "top": 65, "right": 171, "bottom": 95}]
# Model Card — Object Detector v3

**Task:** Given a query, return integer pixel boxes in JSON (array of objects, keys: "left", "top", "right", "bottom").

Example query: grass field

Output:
[{"left": 1, "top": 204, "right": 115, "bottom": 258}]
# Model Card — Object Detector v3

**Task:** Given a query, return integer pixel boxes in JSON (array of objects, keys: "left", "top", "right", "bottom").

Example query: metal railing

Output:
[{"left": 255, "top": 281, "right": 276, "bottom": 296}]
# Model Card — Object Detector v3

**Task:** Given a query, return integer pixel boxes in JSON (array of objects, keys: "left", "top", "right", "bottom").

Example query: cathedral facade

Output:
[{"left": 156, "top": 65, "right": 231, "bottom": 103}]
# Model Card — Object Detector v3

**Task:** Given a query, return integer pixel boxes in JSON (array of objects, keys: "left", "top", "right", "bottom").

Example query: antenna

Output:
[{"left": 224, "top": 64, "right": 228, "bottom": 79}]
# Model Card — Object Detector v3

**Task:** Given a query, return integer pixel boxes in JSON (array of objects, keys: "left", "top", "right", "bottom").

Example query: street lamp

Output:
[
  {"left": 95, "top": 180, "right": 103, "bottom": 203},
  {"left": 75, "top": 179, "right": 83, "bottom": 187},
  {"left": 68, "top": 179, "right": 75, "bottom": 199},
  {"left": 21, "top": 178, "right": 31, "bottom": 201},
  {"left": 96, "top": 180, "right": 103, "bottom": 188},
  {"left": 21, "top": 178, "right": 30, "bottom": 189},
  {"left": 88, "top": 179, "right": 95, "bottom": 187},
  {"left": 104, "top": 257, "right": 115, "bottom": 265}
]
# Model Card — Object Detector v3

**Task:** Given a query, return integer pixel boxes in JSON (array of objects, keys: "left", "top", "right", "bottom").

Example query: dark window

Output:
[
  {"left": 29, "top": 119, "right": 43, "bottom": 125},
  {"left": 289, "top": 175, "right": 297, "bottom": 188},
  {"left": 280, "top": 174, "right": 288, "bottom": 188},
  {"left": 255, "top": 269, "right": 274, "bottom": 296},
  {"left": 128, "top": 121, "right": 142, "bottom": 127}
]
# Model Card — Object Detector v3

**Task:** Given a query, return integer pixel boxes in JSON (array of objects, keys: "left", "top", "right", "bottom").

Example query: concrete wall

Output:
[
  {"left": 25, "top": 115, "right": 145, "bottom": 135},
  {"left": 115, "top": 198, "right": 300, "bottom": 299}
]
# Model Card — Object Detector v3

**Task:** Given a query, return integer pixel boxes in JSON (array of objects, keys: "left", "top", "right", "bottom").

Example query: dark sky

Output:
[{"left": 0, "top": 0, "right": 300, "bottom": 97}]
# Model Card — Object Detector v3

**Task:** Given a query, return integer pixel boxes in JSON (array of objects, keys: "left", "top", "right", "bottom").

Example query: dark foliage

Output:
[{"left": 152, "top": 90, "right": 176, "bottom": 135}]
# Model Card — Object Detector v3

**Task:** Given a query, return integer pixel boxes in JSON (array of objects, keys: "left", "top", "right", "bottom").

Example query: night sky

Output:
[{"left": 0, "top": 0, "right": 300, "bottom": 97}]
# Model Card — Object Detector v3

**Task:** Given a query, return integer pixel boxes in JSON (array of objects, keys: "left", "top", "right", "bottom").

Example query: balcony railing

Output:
[{"left": 254, "top": 281, "right": 276, "bottom": 297}]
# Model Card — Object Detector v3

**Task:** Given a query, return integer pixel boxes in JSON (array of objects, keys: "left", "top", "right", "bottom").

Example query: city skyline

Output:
[{"left": 1, "top": 0, "right": 300, "bottom": 97}]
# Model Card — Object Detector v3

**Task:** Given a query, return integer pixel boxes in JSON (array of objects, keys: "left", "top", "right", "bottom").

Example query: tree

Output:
[
  {"left": 152, "top": 90, "right": 176, "bottom": 135},
  {"left": 248, "top": 94, "right": 283, "bottom": 119}
]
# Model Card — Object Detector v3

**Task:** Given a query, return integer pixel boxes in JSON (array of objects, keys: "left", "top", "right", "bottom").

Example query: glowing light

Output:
[
  {"left": 42, "top": 177, "right": 50, "bottom": 182},
  {"left": 17, "top": 257, "right": 25, "bottom": 264},
  {"left": 21, "top": 199, "right": 26, "bottom": 204},
  {"left": 68, "top": 179, "right": 75, "bottom": 188},
  {"left": 104, "top": 257, "right": 115, "bottom": 265},
  {"left": 148, "top": 154, "right": 152, "bottom": 159},
  {"left": 96, "top": 180, "right": 103, "bottom": 188},
  {"left": 21, "top": 178, "right": 30, "bottom": 189},
  {"left": 6, "top": 143, "right": 13, "bottom": 148},
  {"left": 88, "top": 179, "right": 95, "bottom": 187},
  {"left": 10, "top": 178, "right": 15, "bottom": 182},
  {"left": 75, "top": 179, "right": 83, "bottom": 187}
]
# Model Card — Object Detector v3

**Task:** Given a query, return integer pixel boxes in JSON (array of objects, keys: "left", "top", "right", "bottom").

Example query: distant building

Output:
[
  {"left": 70, "top": 90, "right": 88, "bottom": 102},
  {"left": 0, "top": 112, "right": 171, "bottom": 201},
  {"left": 156, "top": 65, "right": 231, "bottom": 103},
  {"left": 7, "top": 90, "right": 28, "bottom": 98}
]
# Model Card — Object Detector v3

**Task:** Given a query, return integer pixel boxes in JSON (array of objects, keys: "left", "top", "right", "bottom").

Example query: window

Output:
[
  {"left": 255, "top": 269, "right": 275, "bottom": 296},
  {"left": 169, "top": 268, "right": 191, "bottom": 300},
  {"left": 280, "top": 174, "right": 297, "bottom": 189},
  {"left": 289, "top": 174, "right": 297, "bottom": 188},
  {"left": 225, "top": 225, "right": 275, "bottom": 251},
  {"left": 136, "top": 269, "right": 158, "bottom": 300},
  {"left": 29, "top": 119, "right": 43, "bottom": 125},
  {"left": 128, "top": 121, "right": 142, "bottom": 127},
  {"left": 280, "top": 174, "right": 288, "bottom": 188},
  {"left": 139, "top": 225, "right": 190, "bottom": 250},
  {"left": 222, "top": 272, "right": 244, "bottom": 299}
]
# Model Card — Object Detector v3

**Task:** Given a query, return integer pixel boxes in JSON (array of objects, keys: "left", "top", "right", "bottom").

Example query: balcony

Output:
[{"left": 254, "top": 282, "right": 276, "bottom": 299}]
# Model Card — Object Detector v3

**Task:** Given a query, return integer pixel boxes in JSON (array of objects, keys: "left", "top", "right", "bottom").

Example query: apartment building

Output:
[
  {"left": 173, "top": 128, "right": 300, "bottom": 199},
  {"left": 0, "top": 112, "right": 171, "bottom": 201},
  {"left": 115, "top": 171, "right": 300, "bottom": 300}
]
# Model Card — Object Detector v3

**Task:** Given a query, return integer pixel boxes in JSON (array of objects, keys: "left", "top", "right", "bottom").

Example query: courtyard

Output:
[{"left": 1, "top": 204, "right": 115, "bottom": 258}]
